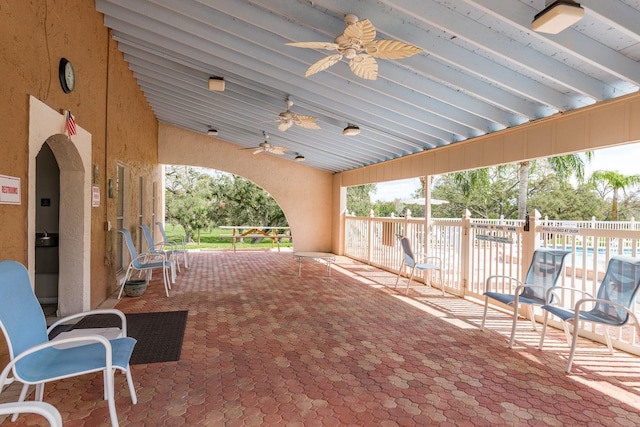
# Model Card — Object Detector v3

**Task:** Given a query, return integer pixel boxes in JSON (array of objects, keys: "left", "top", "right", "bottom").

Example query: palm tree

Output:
[
  {"left": 516, "top": 152, "right": 592, "bottom": 219},
  {"left": 588, "top": 170, "right": 640, "bottom": 220},
  {"left": 445, "top": 153, "right": 592, "bottom": 220}
]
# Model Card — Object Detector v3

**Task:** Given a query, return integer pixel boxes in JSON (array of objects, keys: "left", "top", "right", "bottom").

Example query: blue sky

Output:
[{"left": 373, "top": 143, "right": 640, "bottom": 202}]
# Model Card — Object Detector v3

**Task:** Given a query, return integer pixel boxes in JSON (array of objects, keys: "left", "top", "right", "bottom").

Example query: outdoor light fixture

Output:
[
  {"left": 207, "top": 128, "right": 218, "bottom": 136},
  {"left": 343, "top": 124, "right": 360, "bottom": 136},
  {"left": 532, "top": 1, "right": 584, "bottom": 34},
  {"left": 294, "top": 153, "right": 305, "bottom": 162},
  {"left": 208, "top": 76, "right": 225, "bottom": 91}
]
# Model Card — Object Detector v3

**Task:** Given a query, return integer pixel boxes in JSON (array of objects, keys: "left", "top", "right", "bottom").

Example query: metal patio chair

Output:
[
  {"left": 481, "top": 248, "right": 571, "bottom": 348},
  {"left": 539, "top": 256, "right": 640, "bottom": 373},
  {"left": 140, "top": 224, "right": 178, "bottom": 279},
  {"left": 395, "top": 234, "right": 444, "bottom": 296},
  {"left": 156, "top": 221, "right": 189, "bottom": 270},
  {"left": 118, "top": 229, "right": 172, "bottom": 298},
  {"left": 0, "top": 260, "right": 137, "bottom": 427}
]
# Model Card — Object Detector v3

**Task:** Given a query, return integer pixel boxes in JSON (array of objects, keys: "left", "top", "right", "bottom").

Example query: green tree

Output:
[
  {"left": 516, "top": 153, "right": 592, "bottom": 219},
  {"left": 165, "top": 166, "right": 217, "bottom": 243},
  {"left": 588, "top": 170, "right": 640, "bottom": 220},
  {"left": 211, "top": 174, "right": 287, "bottom": 227},
  {"left": 347, "top": 184, "right": 377, "bottom": 216}
]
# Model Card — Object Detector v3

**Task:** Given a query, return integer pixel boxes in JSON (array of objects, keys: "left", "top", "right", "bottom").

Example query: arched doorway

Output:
[{"left": 28, "top": 96, "right": 92, "bottom": 316}]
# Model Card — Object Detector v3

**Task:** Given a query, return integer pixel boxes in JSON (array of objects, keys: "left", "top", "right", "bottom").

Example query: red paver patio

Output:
[{"left": 3, "top": 250, "right": 640, "bottom": 426}]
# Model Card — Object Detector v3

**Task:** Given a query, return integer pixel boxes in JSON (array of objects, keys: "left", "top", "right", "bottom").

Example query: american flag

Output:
[{"left": 66, "top": 110, "right": 77, "bottom": 136}]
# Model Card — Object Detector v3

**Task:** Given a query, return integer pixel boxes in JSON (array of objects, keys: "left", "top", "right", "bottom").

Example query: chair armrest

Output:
[
  {"left": 543, "top": 285, "right": 593, "bottom": 305},
  {"left": 47, "top": 308, "right": 127, "bottom": 337},
  {"left": 0, "top": 335, "right": 113, "bottom": 385},
  {"left": 0, "top": 401, "right": 62, "bottom": 426},
  {"left": 415, "top": 255, "right": 441, "bottom": 265},
  {"left": 484, "top": 275, "right": 524, "bottom": 294},
  {"left": 136, "top": 251, "right": 166, "bottom": 263}
]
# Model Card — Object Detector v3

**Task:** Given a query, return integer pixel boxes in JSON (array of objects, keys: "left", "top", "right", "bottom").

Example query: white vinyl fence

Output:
[{"left": 344, "top": 210, "right": 640, "bottom": 355}]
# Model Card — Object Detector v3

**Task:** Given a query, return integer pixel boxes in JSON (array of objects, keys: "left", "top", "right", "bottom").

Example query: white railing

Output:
[{"left": 344, "top": 210, "right": 640, "bottom": 355}]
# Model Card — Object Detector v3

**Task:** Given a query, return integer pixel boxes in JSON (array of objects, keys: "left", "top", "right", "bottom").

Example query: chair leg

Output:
[
  {"left": 603, "top": 325, "right": 614, "bottom": 355},
  {"left": 125, "top": 366, "right": 137, "bottom": 404},
  {"left": 509, "top": 302, "right": 520, "bottom": 349},
  {"left": 438, "top": 269, "right": 445, "bottom": 296},
  {"left": 567, "top": 320, "right": 580, "bottom": 373},
  {"left": 538, "top": 310, "right": 550, "bottom": 350},
  {"left": 394, "top": 261, "right": 405, "bottom": 289},
  {"left": 405, "top": 268, "right": 416, "bottom": 295},
  {"left": 35, "top": 383, "right": 45, "bottom": 401},
  {"left": 11, "top": 383, "right": 31, "bottom": 421},
  {"left": 163, "top": 267, "right": 170, "bottom": 297},
  {"left": 528, "top": 305, "right": 537, "bottom": 331},
  {"left": 183, "top": 251, "right": 189, "bottom": 269},
  {"left": 481, "top": 296, "right": 489, "bottom": 331},
  {"left": 105, "top": 370, "right": 119, "bottom": 427}
]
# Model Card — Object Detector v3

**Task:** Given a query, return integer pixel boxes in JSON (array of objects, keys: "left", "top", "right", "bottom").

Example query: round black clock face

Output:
[{"left": 58, "top": 58, "right": 75, "bottom": 93}]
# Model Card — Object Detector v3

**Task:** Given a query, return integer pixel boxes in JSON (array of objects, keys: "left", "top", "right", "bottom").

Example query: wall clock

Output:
[{"left": 58, "top": 58, "right": 75, "bottom": 93}]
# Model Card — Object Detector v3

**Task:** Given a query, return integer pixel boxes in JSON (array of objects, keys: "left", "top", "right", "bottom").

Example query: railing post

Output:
[
  {"left": 461, "top": 209, "right": 473, "bottom": 294},
  {"left": 367, "top": 210, "right": 374, "bottom": 264}
]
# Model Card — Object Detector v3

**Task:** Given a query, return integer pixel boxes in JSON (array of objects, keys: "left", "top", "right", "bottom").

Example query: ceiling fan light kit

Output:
[
  {"left": 207, "top": 128, "right": 218, "bottom": 136},
  {"left": 208, "top": 76, "right": 225, "bottom": 91},
  {"left": 286, "top": 14, "right": 422, "bottom": 80},
  {"left": 532, "top": 1, "right": 584, "bottom": 34},
  {"left": 343, "top": 124, "right": 360, "bottom": 136}
]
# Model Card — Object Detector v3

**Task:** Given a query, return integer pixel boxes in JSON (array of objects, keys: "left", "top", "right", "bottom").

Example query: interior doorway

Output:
[{"left": 28, "top": 96, "right": 92, "bottom": 316}]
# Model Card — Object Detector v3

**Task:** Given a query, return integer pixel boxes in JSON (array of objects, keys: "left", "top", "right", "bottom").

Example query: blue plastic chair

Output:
[
  {"left": 118, "top": 229, "right": 172, "bottom": 298},
  {"left": 395, "top": 235, "right": 444, "bottom": 296},
  {"left": 539, "top": 256, "right": 640, "bottom": 372},
  {"left": 140, "top": 224, "right": 178, "bottom": 279},
  {"left": 481, "top": 249, "right": 571, "bottom": 348},
  {"left": 156, "top": 221, "right": 189, "bottom": 269},
  {"left": 0, "top": 260, "right": 137, "bottom": 427}
]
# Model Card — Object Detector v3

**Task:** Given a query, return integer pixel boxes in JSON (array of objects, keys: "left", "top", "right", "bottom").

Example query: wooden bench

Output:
[{"left": 219, "top": 226, "right": 291, "bottom": 252}]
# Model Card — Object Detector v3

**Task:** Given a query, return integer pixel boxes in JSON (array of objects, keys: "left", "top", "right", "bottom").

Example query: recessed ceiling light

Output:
[
  {"left": 208, "top": 77, "right": 225, "bottom": 91},
  {"left": 343, "top": 124, "right": 360, "bottom": 136},
  {"left": 532, "top": 1, "right": 584, "bottom": 34}
]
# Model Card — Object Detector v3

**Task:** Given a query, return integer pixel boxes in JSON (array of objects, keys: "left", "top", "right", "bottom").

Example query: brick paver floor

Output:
[{"left": 3, "top": 250, "right": 640, "bottom": 426}]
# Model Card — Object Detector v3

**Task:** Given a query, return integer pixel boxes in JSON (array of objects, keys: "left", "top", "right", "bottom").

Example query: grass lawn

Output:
[{"left": 163, "top": 223, "right": 293, "bottom": 250}]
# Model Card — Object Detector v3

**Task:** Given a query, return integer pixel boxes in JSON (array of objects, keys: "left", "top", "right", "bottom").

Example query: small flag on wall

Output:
[{"left": 66, "top": 110, "right": 77, "bottom": 136}]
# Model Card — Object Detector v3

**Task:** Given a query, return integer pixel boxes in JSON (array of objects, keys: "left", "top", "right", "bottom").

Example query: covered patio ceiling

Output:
[{"left": 95, "top": 0, "right": 640, "bottom": 173}]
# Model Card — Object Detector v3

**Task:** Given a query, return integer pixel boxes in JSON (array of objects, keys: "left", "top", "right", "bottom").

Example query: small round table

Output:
[{"left": 293, "top": 252, "right": 336, "bottom": 276}]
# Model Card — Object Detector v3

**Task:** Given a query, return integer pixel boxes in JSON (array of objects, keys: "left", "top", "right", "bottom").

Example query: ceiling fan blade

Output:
[
  {"left": 344, "top": 19, "right": 376, "bottom": 45},
  {"left": 286, "top": 41, "right": 339, "bottom": 50},
  {"left": 365, "top": 40, "right": 422, "bottom": 59},
  {"left": 305, "top": 54, "right": 342, "bottom": 77},
  {"left": 350, "top": 54, "right": 378, "bottom": 80},
  {"left": 278, "top": 121, "right": 293, "bottom": 131},
  {"left": 270, "top": 146, "right": 288, "bottom": 155},
  {"left": 253, "top": 148, "right": 263, "bottom": 155},
  {"left": 292, "top": 115, "right": 321, "bottom": 129}
]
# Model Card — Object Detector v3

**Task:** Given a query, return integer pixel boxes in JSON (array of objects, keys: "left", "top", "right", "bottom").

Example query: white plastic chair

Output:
[
  {"left": 0, "top": 401, "right": 63, "bottom": 426},
  {"left": 0, "top": 260, "right": 137, "bottom": 427},
  {"left": 395, "top": 235, "right": 444, "bottom": 296},
  {"left": 481, "top": 249, "right": 570, "bottom": 348},
  {"left": 118, "top": 229, "right": 172, "bottom": 298},
  {"left": 539, "top": 256, "right": 640, "bottom": 373},
  {"left": 156, "top": 221, "right": 189, "bottom": 269}
]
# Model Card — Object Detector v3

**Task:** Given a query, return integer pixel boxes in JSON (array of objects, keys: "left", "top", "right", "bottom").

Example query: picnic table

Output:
[{"left": 219, "top": 226, "right": 291, "bottom": 252}]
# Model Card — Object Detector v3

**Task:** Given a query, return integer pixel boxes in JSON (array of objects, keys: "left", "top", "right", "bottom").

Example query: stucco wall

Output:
[
  {"left": 158, "top": 124, "right": 333, "bottom": 252},
  {"left": 0, "top": 2, "right": 161, "bottom": 310}
]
